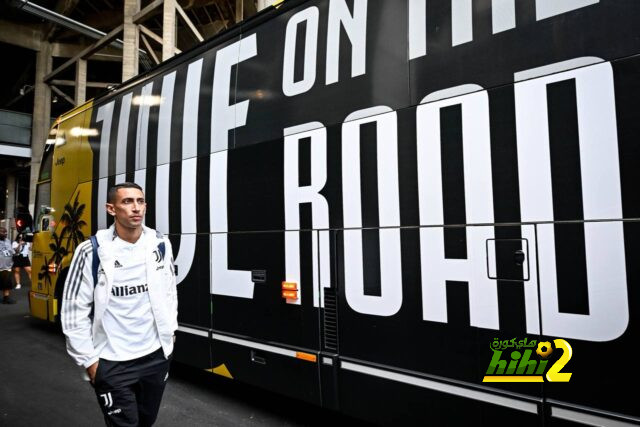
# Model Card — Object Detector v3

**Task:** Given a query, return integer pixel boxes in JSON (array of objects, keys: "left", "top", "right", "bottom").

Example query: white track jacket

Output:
[{"left": 61, "top": 225, "right": 178, "bottom": 368}]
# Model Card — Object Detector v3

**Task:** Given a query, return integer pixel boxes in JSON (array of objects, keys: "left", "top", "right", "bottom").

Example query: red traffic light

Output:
[{"left": 15, "top": 213, "right": 32, "bottom": 233}]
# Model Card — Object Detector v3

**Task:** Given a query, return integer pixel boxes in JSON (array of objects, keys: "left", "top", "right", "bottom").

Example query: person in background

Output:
[
  {"left": 12, "top": 233, "right": 31, "bottom": 290},
  {"left": 0, "top": 227, "right": 16, "bottom": 304}
]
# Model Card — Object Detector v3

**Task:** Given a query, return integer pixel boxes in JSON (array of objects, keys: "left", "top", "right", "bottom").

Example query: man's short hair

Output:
[{"left": 107, "top": 182, "right": 144, "bottom": 203}]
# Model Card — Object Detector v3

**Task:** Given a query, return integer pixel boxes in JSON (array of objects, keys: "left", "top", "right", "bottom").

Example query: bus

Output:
[{"left": 30, "top": 0, "right": 640, "bottom": 425}]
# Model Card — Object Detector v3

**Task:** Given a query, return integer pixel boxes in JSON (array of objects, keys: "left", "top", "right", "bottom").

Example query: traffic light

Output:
[{"left": 15, "top": 212, "right": 33, "bottom": 234}]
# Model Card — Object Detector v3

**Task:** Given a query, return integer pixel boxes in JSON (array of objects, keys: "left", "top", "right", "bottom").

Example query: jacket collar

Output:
[
  {"left": 95, "top": 224, "right": 160, "bottom": 261},
  {"left": 96, "top": 224, "right": 157, "bottom": 245}
]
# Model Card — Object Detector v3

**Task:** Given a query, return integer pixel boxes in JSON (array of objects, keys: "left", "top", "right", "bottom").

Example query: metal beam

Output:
[
  {"left": 43, "top": 0, "right": 81, "bottom": 41},
  {"left": 139, "top": 25, "right": 182, "bottom": 55},
  {"left": 140, "top": 33, "right": 160, "bottom": 65},
  {"left": 51, "top": 43, "right": 123, "bottom": 60},
  {"left": 84, "top": 0, "right": 100, "bottom": 14},
  {"left": 11, "top": 0, "right": 152, "bottom": 68},
  {"left": 0, "top": 18, "right": 42, "bottom": 51},
  {"left": 224, "top": 0, "right": 235, "bottom": 22},
  {"left": 51, "top": 79, "right": 117, "bottom": 88},
  {"left": 50, "top": 85, "right": 76, "bottom": 107},
  {"left": 0, "top": 20, "right": 122, "bottom": 61},
  {"left": 176, "top": 2, "right": 204, "bottom": 42},
  {"left": 203, "top": 5, "right": 214, "bottom": 24},
  {"left": 139, "top": 24, "right": 164, "bottom": 46},
  {"left": 132, "top": 0, "right": 164, "bottom": 24},
  {"left": 14, "top": 0, "right": 125, "bottom": 49},
  {"left": 212, "top": 3, "right": 229, "bottom": 30},
  {"left": 44, "top": 24, "right": 124, "bottom": 82}
]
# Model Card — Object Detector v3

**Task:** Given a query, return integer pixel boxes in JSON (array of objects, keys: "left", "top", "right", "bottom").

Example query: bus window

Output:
[
  {"left": 39, "top": 139, "right": 54, "bottom": 181},
  {"left": 34, "top": 181, "right": 54, "bottom": 232},
  {"left": 35, "top": 142, "right": 55, "bottom": 232}
]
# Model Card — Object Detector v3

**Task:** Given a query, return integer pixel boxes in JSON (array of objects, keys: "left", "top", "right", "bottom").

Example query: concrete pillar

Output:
[
  {"left": 28, "top": 41, "right": 52, "bottom": 218},
  {"left": 123, "top": 0, "right": 141, "bottom": 82},
  {"left": 6, "top": 175, "right": 16, "bottom": 229},
  {"left": 236, "top": 0, "right": 258, "bottom": 22},
  {"left": 75, "top": 58, "right": 87, "bottom": 105},
  {"left": 162, "top": 0, "right": 176, "bottom": 61},
  {"left": 236, "top": 0, "right": 243, "bottom": 23}
]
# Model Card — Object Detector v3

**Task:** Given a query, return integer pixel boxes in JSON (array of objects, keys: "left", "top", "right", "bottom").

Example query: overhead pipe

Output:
[{"left": 12, "top": 0, "right": 153, "bottom": 70}]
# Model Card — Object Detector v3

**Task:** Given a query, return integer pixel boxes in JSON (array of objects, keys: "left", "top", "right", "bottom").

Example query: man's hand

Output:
[{"left": 87, "top": 361, "right": 99, "bottom": 384}]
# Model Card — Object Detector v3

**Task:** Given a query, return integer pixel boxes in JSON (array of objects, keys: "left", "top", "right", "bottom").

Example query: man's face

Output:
[
  {"left": 0, "top": 228, "right": 6, "bottom": 240},
  {"left": 106, "top": 188, "right": 146, "bottom": 230}
]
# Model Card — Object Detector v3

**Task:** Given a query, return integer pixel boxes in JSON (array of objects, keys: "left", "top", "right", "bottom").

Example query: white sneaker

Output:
[{"left": 15, "top": 284, "right": 21, "bottom": 289}]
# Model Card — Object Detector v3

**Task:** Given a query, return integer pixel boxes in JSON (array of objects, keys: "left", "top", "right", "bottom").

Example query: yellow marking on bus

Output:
[{"left": 209, "top": 364, "right": 233, "bottom": 379}]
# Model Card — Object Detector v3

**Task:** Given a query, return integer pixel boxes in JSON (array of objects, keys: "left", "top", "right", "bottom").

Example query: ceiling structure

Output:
[{"left": 0, "top": 0, "right": 261, "bottom": 118}]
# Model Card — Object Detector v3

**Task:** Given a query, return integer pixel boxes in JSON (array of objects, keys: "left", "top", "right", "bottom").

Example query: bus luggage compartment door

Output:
[
  {"left": 333, "top": 225, "right": 543, "bottom": 426},
  {"left": 535, "top": 220, "right": 637, "bottom": 425},
  {"left": 210, "top": 230, "right": 321, "bottom": 406}
]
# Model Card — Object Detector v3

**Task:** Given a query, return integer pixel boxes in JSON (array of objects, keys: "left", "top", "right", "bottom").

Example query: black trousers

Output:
[{"left": 93, "top": 348, "right": 171, "bottom": 427}]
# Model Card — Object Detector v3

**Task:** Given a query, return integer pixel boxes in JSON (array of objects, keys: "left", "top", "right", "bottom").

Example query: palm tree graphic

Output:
[
  {"left": 49, "top": 231, "right": 68, "bottom": 271},
  {"left": 61, "top": 193, "right": 87, "bottom": 253},
  {"left": 38, "top": 256, "right": 52, "bottom": 290}
]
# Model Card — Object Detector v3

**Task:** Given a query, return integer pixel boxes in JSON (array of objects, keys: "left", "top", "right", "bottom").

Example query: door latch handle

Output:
[{"left": 251, "top": 350, "right": 266, "bottom": 365}]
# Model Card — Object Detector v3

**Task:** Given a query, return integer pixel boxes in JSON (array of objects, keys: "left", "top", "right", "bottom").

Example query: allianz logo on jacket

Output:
[{"left": 111, "top": 283, "right": 148, "bottom": 297}]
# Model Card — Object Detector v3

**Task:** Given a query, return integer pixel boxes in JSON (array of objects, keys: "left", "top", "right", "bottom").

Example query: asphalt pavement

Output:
[{"left": 0, "top": 279, "right": 370, "bottom": 427}]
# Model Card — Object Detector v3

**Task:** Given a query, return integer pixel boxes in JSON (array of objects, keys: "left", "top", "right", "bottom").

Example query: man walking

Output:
[
  {"left": 0, "top": 227, "right": 16, "bottom": 304},
  {"left": 61, "top": 183, "right": 178, "bottom": 426}
]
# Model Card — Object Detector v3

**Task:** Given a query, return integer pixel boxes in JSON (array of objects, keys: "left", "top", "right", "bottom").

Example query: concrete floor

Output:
[{"left": 0, "top": 280, "right": 371, "bottom": 427}]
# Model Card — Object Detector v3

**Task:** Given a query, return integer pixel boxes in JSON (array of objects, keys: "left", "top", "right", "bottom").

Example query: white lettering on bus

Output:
[
  {"left": 155, "top": 72, "right": 176, "bottom": 235},
  {"left": 282, "top": 7, "right": 320, "bottom": 97},
  {"left": 96, "top": 101, "right": 115, "bottom": 231},
  {"left": 326, "top": 0, "right": 368, "bottom": 85},
  {"left": 172, "top": 59, "right": 202, "bottom": 285},
  {"left": 194, "top": 48, "right": 627, "bottom": 342},
  {"left": 535, "top": 0, "right": 599, "bottom": 21},
  {"left": 210, "top": 35, "right": 258, "bottom": 299},
  {"left": 416, "top": 87, "right": 499, "bottom": 330},
  {"left": 515, "top": 59, "right": 627, "bottom": 341},
  {"left": 283, "top": 123, "right": 331, "bottom": 307},
  {"left": 409, "top": 0, "right": 600, "bottom": 59},
  {"left": 273, "top": 60, "right": 628, "bottom": 342},
  {"left": 342, "top": 107, "right": 403, "bottom": 317}
]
